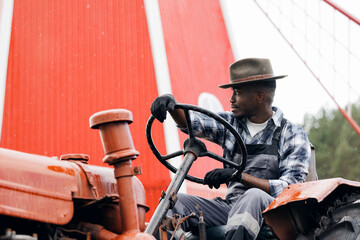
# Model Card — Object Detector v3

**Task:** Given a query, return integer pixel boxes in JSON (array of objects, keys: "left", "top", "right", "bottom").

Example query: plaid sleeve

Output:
[
  {"left": 269, "top": 122, "right": 311, "bottom": 197},
  {"left": 179, "top": 111, "right": 231, "bottom": 146}
]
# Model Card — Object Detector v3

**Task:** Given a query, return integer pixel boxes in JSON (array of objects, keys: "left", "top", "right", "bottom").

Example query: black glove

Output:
[
  {"left": 204, "top": 168, "right": 237, "bottom": 189},
  {"left": 150, "top": 94, "right": 177, "bottom": 122}
]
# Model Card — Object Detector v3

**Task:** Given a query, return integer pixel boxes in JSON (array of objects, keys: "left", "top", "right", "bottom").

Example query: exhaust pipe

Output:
[{"left": 90, "top": 109, "right": 154, "bottom": 239}]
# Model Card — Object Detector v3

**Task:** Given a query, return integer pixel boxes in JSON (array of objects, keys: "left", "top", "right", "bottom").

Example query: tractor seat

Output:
[{"left": 305, "top": 143, "right": 318, "bottom": 182}]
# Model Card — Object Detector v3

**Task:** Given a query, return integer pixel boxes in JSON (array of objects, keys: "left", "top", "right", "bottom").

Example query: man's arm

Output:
[
  {"left": 169, "top": 109, "right": 187, "bottom": 128},
  {"left": 241, "top": 173, "right": 270, "bottom": 194},
  {"left": 268, "top": 124, "right": 311, "bottom": 197},
  {"left": 204, "top": 169, "right": 271, "bottom": 194}
]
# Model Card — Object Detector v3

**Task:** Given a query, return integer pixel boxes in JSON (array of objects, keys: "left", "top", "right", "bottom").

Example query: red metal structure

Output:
[
  {"left": 0, "top": 0, "right": 233, "bottom": 219},
  {"left": 322, "top": 0, "right": 360, "bottom": 25}
]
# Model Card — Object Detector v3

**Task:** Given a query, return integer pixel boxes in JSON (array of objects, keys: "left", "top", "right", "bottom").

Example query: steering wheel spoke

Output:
[
  {"left": 161, "top": 150, "right": 184, "bottom": 161},
  {"left": 183, "top": 109, "right": 195, "bottom": 139},
  {"left": 201, "top": 151, "right": 239, "bottom": 169}
]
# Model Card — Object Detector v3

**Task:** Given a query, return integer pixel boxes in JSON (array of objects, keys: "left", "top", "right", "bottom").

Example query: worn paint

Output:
[
  {"left": 264, "top": 178, "right": 360, "bottom": 213},
  {"left": 263, "top": 178, "right": 360, "bottom": 240},
  {"left": 48, "top": 166, "right": 75, "bottom": 176}
]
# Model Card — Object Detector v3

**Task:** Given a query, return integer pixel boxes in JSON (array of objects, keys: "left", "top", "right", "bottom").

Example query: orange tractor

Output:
[{"left": 1, "top": 104, "right": 360, "bottom": 240}]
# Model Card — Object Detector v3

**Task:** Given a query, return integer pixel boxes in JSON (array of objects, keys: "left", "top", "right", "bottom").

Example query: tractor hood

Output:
[{"left": 0, "top": 148, "right": 120, "bottom": 225}]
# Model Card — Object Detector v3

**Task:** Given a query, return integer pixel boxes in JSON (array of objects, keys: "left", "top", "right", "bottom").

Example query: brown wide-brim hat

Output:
[{"left": 219, "top": 58, "right": 287, "bottom": 89}]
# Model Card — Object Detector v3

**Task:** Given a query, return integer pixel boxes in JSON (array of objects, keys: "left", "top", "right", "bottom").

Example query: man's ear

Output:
[{"left": 256, "top": 91, "right": 266, "bottom": 104}]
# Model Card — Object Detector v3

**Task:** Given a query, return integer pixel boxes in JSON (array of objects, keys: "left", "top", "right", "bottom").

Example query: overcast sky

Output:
[{"left": 223, "top": 0, "right": 360, "bottom": 124}]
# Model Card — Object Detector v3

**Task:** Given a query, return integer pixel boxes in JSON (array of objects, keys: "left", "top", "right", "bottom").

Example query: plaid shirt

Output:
[{"left": 181, "top": 107, "right": 311, "bottom": 197}]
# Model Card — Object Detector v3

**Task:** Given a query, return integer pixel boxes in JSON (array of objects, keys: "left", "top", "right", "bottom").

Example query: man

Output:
[{"left": 150, "top": 58, "right": 311, "bottom": 239}]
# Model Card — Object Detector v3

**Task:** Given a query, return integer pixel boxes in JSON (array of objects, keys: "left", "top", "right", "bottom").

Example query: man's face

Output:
[{"left": 230, "top": 84, "right": 258, "bottom": 118}]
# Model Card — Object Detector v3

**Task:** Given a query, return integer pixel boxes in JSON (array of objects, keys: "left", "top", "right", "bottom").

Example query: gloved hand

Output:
[
  {"left": 204, "top": 168, "right": 237, "bottom": 189},
  {"left": 150, "top": 94, "right": 177, "bottom": 122}
]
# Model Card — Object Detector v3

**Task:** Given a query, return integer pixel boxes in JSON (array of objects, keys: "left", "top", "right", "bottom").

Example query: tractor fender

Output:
[
  {"left": 265, "top": 178, "right": 360, "bottom": 212},
  {"left": 263, "top": 178, "right": 360, "bottom": 240}
]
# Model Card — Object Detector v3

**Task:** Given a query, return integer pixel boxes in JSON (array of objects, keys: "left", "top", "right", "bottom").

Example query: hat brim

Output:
[{"left": 218, "top": 75, "right": 287, "bottom": 89}]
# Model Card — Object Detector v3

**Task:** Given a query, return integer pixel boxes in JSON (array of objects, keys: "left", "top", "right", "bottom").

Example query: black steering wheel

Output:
[{"left": 146, "top": 103, "right": 247, "bottom": 184}]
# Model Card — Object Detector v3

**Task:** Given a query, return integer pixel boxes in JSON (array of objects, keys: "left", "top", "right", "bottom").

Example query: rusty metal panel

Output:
[
  {"left": 0, "top": 148, "right": 77, "bottom": 224},
  {"left": 0, "top": 147, "right": 148, "bottom": 228},
  {"left": 264, "top": 178, "right": 360, "bottom": 212},
  {"left": 263, "top": 178, "right": 360, "bottom": 240},
  {"left": 1, "top": 0, "right": 170, "bottom": 220}
]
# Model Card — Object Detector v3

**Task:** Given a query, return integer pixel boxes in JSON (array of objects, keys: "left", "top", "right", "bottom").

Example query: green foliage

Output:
[{"left": 303, "top": 102, "right": 360, "bottom": 181}]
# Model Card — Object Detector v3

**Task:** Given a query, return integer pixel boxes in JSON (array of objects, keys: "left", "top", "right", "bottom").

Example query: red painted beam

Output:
[{"left": 322, "top": 0, "right": 360, "bottom": 25}]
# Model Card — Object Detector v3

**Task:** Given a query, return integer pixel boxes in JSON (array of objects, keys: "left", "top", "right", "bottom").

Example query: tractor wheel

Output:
[{"left": 314, "top": 193, "right": 360, "bottom": 240}]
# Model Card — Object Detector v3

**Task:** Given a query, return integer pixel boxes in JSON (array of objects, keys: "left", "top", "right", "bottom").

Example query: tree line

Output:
[{"left": 303, "top": 101, "right": 360, "bottom": 181}]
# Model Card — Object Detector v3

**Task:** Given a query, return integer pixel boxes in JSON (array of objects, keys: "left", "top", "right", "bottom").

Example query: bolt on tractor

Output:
[{"left": 1, "top": 104, "right": 360, "bottom": 239}]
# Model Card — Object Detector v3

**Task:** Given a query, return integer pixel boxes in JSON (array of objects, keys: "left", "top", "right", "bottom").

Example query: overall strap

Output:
[{"left": 271, "top": 118, "right": 287, "bottom": 147}]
